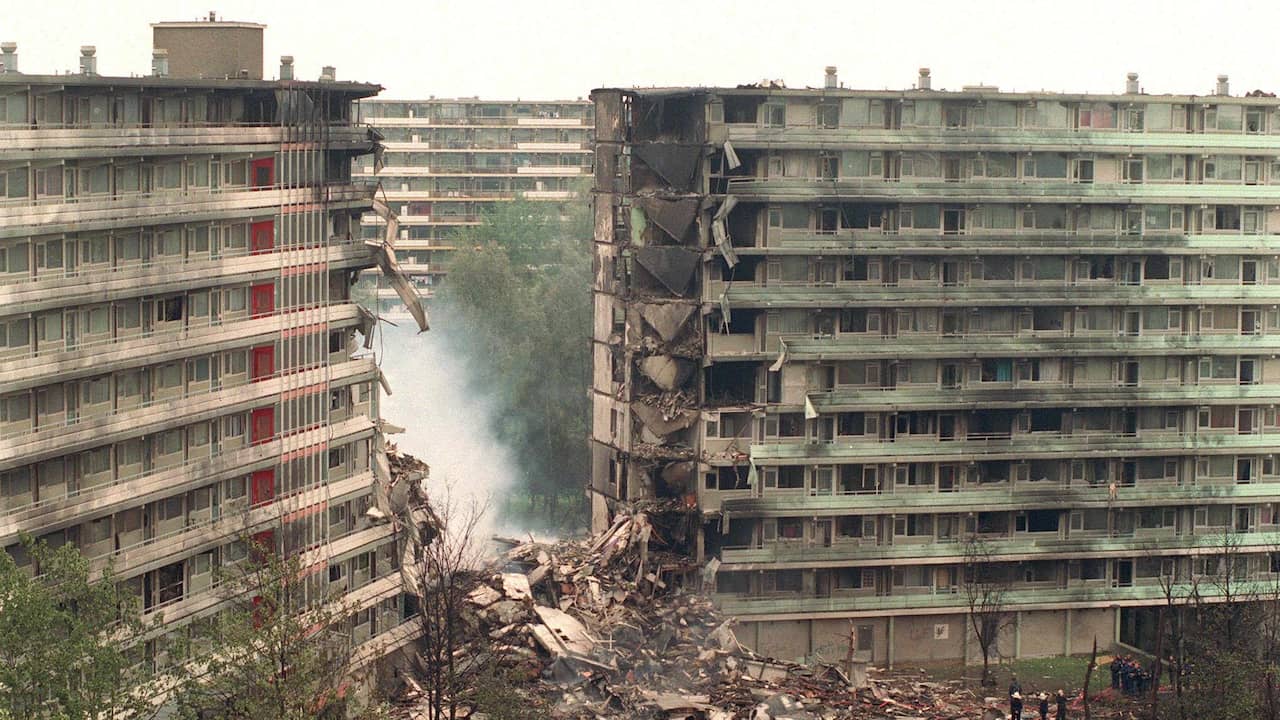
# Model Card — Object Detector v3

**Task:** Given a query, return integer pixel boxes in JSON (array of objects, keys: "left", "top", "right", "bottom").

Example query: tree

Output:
[
  {"left": 170, "top": 536, "right": 381, "bottom": 720},
  {"left": 0, "top": 537, "right": 158, "bottom": 720},
  {"left": 403, "top": 487, "right": 488, "bottom": 720},
  {"left": 436, "top": 189, "right": 593, "bottom": 529},
  {"left": 961, "top": 534, "right": 1010, "bottom": 687}
]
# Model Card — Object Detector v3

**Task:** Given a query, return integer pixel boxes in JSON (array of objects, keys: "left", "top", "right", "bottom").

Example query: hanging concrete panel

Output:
[
  {"left": 639, "top": 302, "right": 697, "bottom": 342},
  {"left": 634, "top": 246, "right": 700, "bottom": 296},
  {"left": 633, "top": 143, "right": 701, "bottom": 190},
  {"left": 635, "top": 195, "right": 701, "bottom": 244}
]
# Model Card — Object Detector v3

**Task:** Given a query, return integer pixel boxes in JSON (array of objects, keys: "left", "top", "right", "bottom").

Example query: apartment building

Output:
[
  {"left": 590, "top": 69, "right": 1280, "bottom": 666},
  {"left": 0, "top": 23, "right": 426, "bottom": 679},
  {"left": 353, "top": 97, "right": 593, "bottom": 313}
]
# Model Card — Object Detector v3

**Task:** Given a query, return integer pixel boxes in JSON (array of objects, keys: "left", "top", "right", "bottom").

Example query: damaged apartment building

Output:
[
  {"left": 0, "top": 16, "right": 428, "bottom": 682},
  {"left": 590, "top": 69, "right": 1280, "bottom": 665}
]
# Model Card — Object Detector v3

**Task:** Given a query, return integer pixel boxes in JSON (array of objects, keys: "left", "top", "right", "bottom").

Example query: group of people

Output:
[
  {"left": 1110, "top": 655, "right": 1155, "bottom": 696},
  {"left": 1008, "top": 677, "right": 1069, "bottom": 720}
]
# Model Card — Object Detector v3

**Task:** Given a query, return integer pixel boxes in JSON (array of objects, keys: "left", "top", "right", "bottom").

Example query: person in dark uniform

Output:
[
  {"left": 1056, "top": 689, "right": 1068, "bottom": 720},
  {"left": 1009, "top": 675, "right": 1023, "bottom": 698},
  {"left": 1010, "top": 691, "right": 1024, "bottom": 720},
  {"left": 1110, "top": 656, "right": 1122, "bottom": 689},
  {"left": 1038, "top": 692, "right": 1050, "bottom": 719}
]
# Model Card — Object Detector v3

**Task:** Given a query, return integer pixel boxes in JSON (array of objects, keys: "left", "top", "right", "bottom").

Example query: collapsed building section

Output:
[
  {"left": 590, "top": 91, "right": 716, "bottom": 559},
  {"left": 590, "top": 73, "right": 1280, "bottom": 666}
]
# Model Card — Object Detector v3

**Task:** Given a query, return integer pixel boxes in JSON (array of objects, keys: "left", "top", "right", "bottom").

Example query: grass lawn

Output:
[{"left": 911, "top": 655, "right": 1113, "bottom": 697}]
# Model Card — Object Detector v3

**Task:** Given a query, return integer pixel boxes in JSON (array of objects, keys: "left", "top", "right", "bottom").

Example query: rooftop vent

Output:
[
  {"left": 918, "top": 67, "right": 931, "bottom": 90},
  {"left": 1, "top": 42, "right": 17, "bottom": 74},
  {"left": 280, "top": 55, "right": 294, "bottom": 81},
  {"left": 79, "top": 46, "right": 97, "bottom": 76},
  {"left": 1216, "top": 74, "right": 1230, "bottom": 96},
  {"left": 151, "top": 49, "right": 169, "bottom": 77},
  {"left": 1125, "top": 72, "right": 1139, "bottom": 94},
  {"left": 320, "top": 65, "right": 335, "bottom": 82},
  {"left": 824, "top": 66, "right": 837, "bottom": 89}
]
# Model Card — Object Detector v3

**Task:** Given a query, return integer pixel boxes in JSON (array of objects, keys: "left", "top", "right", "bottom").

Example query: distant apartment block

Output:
[
  {"left": 591, "top": 69, "right": 1280, "bottom": 665},
  {"left": 0, "top": 19, "right": 425, "bottom": 680},
  {"left": 354, "top": 98, "right": 593, "bottom": 313}
]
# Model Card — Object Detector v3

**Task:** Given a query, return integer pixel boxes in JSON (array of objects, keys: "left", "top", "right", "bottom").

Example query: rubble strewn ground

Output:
[{"left": 390, "top": 503, "right": 1147, "bottom": 719}]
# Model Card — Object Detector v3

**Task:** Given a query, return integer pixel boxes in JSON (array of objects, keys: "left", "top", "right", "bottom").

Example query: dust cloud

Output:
[{"left": 372, "top": 320, "right": 518, "bottom": 540}]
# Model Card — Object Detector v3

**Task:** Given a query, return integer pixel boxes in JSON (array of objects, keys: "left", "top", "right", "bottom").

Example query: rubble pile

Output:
[
  {"left": 393, "top": 507, "right": 1133, "bottom": 719},
  {"left": 391, "top": 507, "right": 849, "bottom": 719}
]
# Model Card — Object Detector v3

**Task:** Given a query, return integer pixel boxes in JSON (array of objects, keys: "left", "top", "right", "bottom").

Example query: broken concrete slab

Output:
[
  {"left": 638, "top": 355, "right": 695, "bottom": 391},
  {"left": 639, "top": 302, "right": 697, "bottom": 342},
  {"left": 468, "top": 584, "right": 501, "bottom": 608},
  {"left": 532, "top": 605, "right": 596, "bottom": 657},
  {"left": 658, "top": 460, "right": 697, "bottom": 495},
  {"left": 632, "top": 403, "right": 699, "bottom": 438},
  {"left": 500, "top": 572, "right": 532, "bottom": 601}
]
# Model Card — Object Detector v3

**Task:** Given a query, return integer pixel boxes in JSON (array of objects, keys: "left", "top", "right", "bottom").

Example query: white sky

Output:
[{"left": 7, "top": 0, "right": 1280, "bottom": 101}]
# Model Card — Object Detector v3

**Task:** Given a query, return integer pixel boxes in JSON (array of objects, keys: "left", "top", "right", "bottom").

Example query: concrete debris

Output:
[
  {"left": 393, "top": 507, "right": 920, "bottom": 719},
  {"left": 501, "top": 572, "right": 533, "bottom": 601}
]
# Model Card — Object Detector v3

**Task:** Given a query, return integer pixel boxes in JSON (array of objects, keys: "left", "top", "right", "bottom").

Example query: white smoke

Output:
[{"left": 373, "top": 320, "right": 519, "bottom": 541}]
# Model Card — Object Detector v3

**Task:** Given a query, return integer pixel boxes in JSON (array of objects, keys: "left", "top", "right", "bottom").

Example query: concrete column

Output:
[
  {"left": 1064, "top": 610, "right": 1073, "bottom": 656},
  {"left": 1014, "top": 611, "right": 1023, "bottom": 658},
  {"left": 887, "top": 616, "right": 896, "bottom": 668}
]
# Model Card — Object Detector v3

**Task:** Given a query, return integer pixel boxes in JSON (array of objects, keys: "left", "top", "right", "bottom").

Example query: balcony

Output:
[
  {"left": 0, "top": 303, "right": 364, "bottom": 392},
  {"left": 749, "top": 229, "right": 1279, "bottom": 255},
  {"left": 137, "top": 525, "right": 399, "bottom": 630},
  {"left": 366, "top": 115, "right": 589, "bottom": 128},
  {"left": 0, "top": 124, "right": 375, "bottom": 162},
  {"left": 94, "top": 470, "right": 375, "bottom": 580},
  {"left": 713, "top": 578, "right": 1280, "bottom": 619},
  {"left": 0, "top": 357, "right": 378, "bottom": 472},
  {"left": 0, "top": 183, "right": 374, "bottom": 236},
  {"left": 0, "top": 415, "right": 376, "bottom": 545},
  {"left": 724, "top": 175, "right": 1280, "bottom": 205},
  {"left": 724, "top": 125, "right": 1280, "bottom": 154},
  {"left": 722, "top": 476, "right": 1280, "bottom": 517},
  {"left": 715, "top": 280, "right": 1280, "bottom": 309},
  {"left": 718, "top": 530, "right": 1280, "bottom": 570},
  {"left": 806, "top": 383, "right": 1280, "bottom": 413},
  {"left": 743, "top": 429, "right": 1280, "bottom": 466},
  {"left": 0, "top": 238, "right": 373, "bottom": 316}
]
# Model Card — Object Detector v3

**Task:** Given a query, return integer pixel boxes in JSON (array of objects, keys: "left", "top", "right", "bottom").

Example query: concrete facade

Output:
[
  {"left": 0, "top": 58, "right": 423, "bottom": 676},
  {"left": 353, "top": 98, "right": 593, "bottom": 313},
  {"left": 589, "top": 72, "right": 1280, "bottom": 665}
]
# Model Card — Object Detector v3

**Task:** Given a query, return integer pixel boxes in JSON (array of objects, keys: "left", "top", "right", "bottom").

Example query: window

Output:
[
  {"left": 763, "top": 105, "right": 785, "bottom": 128},
  {"left": 224, "top": 288, "right": 246, "bottom": 312}
]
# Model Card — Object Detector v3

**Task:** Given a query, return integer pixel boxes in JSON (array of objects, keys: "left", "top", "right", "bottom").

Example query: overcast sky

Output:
[{"left": 7, "top": 0, "right": 1280, "bottom": 100}]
